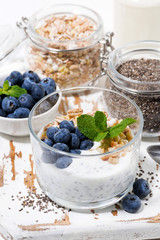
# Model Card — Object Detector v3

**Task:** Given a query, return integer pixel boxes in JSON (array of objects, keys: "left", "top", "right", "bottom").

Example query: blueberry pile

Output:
[
  {"left": 0, "top": 70, "right": 57, "bottom": 118},
  {"left": 122, "top": 178, "right": 150, "bottom": 213},
  {"left": 41, "top": 120, "right": 94, "bottom": 169}
]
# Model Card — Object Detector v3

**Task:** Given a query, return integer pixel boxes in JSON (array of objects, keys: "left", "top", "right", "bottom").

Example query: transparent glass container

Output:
[
  {"left": 26, "top": 4, "right": 104, "bottom": 89},
  {"left": 28, "top": 86, "right": 143, "bottom": 210},
  {"left": 106, "top": 40, "right": 160, "bottom": 137}
]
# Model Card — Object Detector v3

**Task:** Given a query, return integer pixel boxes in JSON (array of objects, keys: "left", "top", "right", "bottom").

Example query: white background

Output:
[{"left": 0, "top": 0, "right": 114, "bottom": 32}]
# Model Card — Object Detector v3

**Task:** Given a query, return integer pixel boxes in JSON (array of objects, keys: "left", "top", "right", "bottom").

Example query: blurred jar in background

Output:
[{"left": 114, "top": 0, "right": 160, "bottom": 48}]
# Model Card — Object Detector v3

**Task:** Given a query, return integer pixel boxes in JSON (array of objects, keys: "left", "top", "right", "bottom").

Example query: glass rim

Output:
[
  {"left": 108, "top": 40, "right": 160, "bottom": 87},
  {"left": 28, "top": 86, "right": 143, "bottom": 158},
  {"left": 27, "top": 3, "right": 103, "bottom": 49}
]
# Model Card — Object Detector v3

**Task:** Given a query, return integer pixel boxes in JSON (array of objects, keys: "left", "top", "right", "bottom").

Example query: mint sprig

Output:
[
  {"left": 94, "top": 111, "right": 107, "bottom": 132},
  {"left": 107, "top": 118, "right": 136, "bottom": 138},
  {"left": 77, "top": 111, "right": 136, "bottom": 142},
  {"left": 3, "top": 80, "right": 9, "bottom": 91},
  {"left": 77, "top": 114, "right": 100, "bottom": 140},
  {"left": 0, "top": 80, "right": 27, "bottom": 98}
]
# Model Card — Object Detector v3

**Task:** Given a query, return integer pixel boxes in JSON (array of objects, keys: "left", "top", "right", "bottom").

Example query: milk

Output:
[{"left": 114, "top": 0, "right": 160, "bottom": 48}]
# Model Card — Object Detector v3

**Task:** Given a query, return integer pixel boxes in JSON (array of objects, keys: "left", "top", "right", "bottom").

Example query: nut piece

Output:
[
  {"left": 67, "top": 108, "right": 83, "bottom": 118},
  {"left": 108, "top": 156, "right": 119, "bottom": 164}
]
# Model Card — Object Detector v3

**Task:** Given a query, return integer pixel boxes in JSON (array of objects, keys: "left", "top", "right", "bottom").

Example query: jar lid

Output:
[
  {"left": 0, "top": 24, "right": 26, "bottom": 63},
  {"left": 0, "top": 25, "right": 16, "bottom": 61}
]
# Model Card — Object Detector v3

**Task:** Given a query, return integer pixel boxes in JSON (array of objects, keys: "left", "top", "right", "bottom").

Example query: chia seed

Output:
[
  {"left": 13, "top": 190, "right": 67, "bottom": 214},
  {"left": 117, "top": 59, "right": 160, "bottom": 82},
  {"left": 109, "top": 58, "right": 160, "bottom": 134}
]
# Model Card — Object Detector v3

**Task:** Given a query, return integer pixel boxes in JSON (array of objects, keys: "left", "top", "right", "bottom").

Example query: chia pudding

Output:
[{"left": 33, "top": 109, "right": 139, "bottom": 206}]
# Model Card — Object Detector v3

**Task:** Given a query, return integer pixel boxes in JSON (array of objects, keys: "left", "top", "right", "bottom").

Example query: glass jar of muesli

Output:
[
  {"left": 25, "top": 4, "right": 104, "bottom": 88},
  {"left": 105, "top": 40, "right": 160, "bottom": 137}
]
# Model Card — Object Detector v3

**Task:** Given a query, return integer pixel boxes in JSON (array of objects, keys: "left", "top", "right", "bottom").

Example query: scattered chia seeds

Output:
[
  {"left": 12, "top": 190, "right": 67, "bottom": 214},
  {"left": 135, "top": 155, "right": 160, "bottom": 205}
]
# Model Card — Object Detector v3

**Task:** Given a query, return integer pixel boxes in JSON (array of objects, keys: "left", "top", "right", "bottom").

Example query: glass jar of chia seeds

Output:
[
  {"left": 20, "top": 4, "right": 104, "bottom": 89},
  {"left": 104, "top": 40, "right": 160, "bottom": 137}
]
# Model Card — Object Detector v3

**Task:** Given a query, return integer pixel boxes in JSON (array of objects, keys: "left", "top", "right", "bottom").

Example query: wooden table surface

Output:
[
  {"left": 0, "top": 131, "right": 160, "bottom": 240},
  {"left": 0, "top": 64, "right": 160, "bottom": 240}
]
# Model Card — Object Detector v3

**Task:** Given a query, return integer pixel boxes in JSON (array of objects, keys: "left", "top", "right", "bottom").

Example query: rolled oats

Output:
[{"left": 27, "top": 14, "right": 101, "bottom": 88}]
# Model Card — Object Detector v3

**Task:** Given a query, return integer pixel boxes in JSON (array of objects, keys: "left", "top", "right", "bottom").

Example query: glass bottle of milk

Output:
[{"left": 114, "top": 0, "right": 160, "bottom": 47}]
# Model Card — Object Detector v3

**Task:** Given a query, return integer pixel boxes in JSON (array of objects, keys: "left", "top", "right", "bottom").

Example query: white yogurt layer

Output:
[{"left": 35, "top": 139, "right": 139, "bottom": 203}]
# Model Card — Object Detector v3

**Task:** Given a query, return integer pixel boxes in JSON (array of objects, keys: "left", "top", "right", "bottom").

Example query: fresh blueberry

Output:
[
  {"left": 18, "top": 94, "right": 35, "bottom": 110},
  {"left": 56, "top": 156, "right": 72, "bottom": 169},
  {"left": 59, "top": 120, "right": 75, "bottom": 133},
  {"left": 54, "top": 128, "right": 71, "bottom": 144},
  {"left": 80, "top": 139, "right": 94, "bottom": 150},
  {"left": 53, "top": 143, "right": 69, "bottom": 152},
  {"left": 45, "top": 86, "right": 56, "bottom": 95},
  {"left": 122, "top": 194, "right": 141, "bottom": 213},
  {"left": 23, "top": 71, "right": 40, "bottom": 83},
  {"left": 7, "top": 71, "right": 23, "bottom": 86},
  {"left": 70, "top": 120, "right": 74, "bottom": 126},
  {"left": 41, "top": 150, "right": 56, "bottom": 164},
  {"left": 48, "top": 93, "right": 59, "bottom": 105},
  {"left": 41, "top": 138, "right": 53, "bottom": 147},
  {"left": 133, "top": 178, "right": 150, "bottom": 199},
  {"left": 35, "top": 100, "right": 52, "bottom": 115},
  {"left": 75, "top": 127, "right": 86, "bottom": 141},
  {"left": 0, "top": 96, "right": 2, "bottom": 107},
  {"left": 2, "top": 96, "right": 19, "bottom": 113},
  {"left": 70, "top": 149, "right": 81, "bottom": 154},
  {"left": 7, "top": 113, "right": 16, "bottom": 118},
  {"left": 52, "top": 143, "right": 69, "bottom": 159},
  {"left": 31, "top": 84, "right": 45, "bottom": 101},
  {"left": 46, "top": 127, "right": 59, "bottom": 141},
  {"left": 0, "top": 109, "right": 6, "bottom": 117},
  {"left": 21, "top": 77, "right": 36, "bottom": 92},
  {"left": 69, "top": 133, "right": 80, "bottom": 149},
  {"left": 40, "top": 77, "right": 56, "bottom": 90},
  {"left": 14, "top": 107, "right": 30, "bottom": 118}
]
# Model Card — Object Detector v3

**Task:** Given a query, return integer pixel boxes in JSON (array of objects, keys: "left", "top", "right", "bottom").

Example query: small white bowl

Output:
[{"left": 0, "top": 70, "right": 61, "bottom": 136}]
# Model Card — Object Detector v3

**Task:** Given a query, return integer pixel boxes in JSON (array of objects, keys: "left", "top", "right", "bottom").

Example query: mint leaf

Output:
[
  {"left": 3, "top": 81, "right": 9, "bottom": 91},
  {"left": 0, "top": 80, "right": 27, "bottom": 97},
  {"left": 94, "top": 132, "right": 109, "bottom": 142},
  {"left": 107, "top": 118, "right": 136, "bottom": 138},
  {"left": 94, "top": 111, "right": 107, "bottom": 132},
  {"left": 77, "top": 111, "right": 136, "bottom": 142},
  {"left": 77, "top": 114, "right": 100, "bottom": 141},
  {"left": 7, "top": 85, "right": 27, "bottom": 98},
  {"left": 2, "top": 90, "right": 10, "bottom": 96}
]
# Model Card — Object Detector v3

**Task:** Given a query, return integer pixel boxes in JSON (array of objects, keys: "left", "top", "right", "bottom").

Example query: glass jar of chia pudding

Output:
[
  {"left": 23, "top": 4, "right": 104, "bottom": 88},
  {"left": 28, "top": 87, "right": 143, "bottom": 210},
  {"left": 104, "top": 40, "right": 160, "bottom": 137}
]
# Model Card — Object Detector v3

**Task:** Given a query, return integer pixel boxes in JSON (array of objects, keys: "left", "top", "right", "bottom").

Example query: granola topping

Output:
[{"left": 41, "top": 108, "right": 133, "bottom": 164}]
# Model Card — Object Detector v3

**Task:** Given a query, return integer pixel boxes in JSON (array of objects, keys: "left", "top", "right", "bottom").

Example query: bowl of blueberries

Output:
[{"left": 0, "top": 70, "right": 61, "bottom": 136}]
